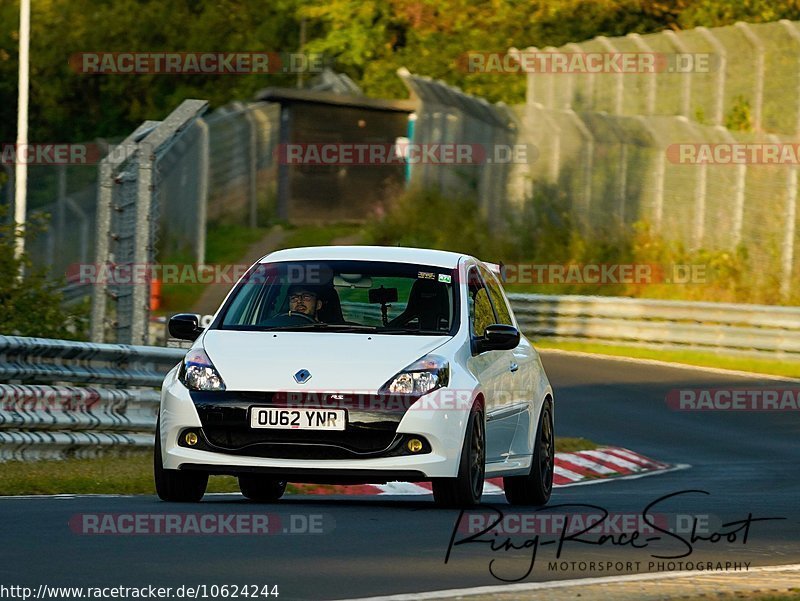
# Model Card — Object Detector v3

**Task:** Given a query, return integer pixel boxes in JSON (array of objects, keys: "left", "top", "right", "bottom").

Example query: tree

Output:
[{"left": 0, "top": 211, "right": 88, "bottom": 339}]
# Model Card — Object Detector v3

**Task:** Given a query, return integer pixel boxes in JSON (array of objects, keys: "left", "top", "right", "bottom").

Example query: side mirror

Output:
[
  {"left": 168, "top": 313, "right": 204, "bottom": 341},
  {"left": 475, "top": 324, "right": 520, "bottom": 353}
]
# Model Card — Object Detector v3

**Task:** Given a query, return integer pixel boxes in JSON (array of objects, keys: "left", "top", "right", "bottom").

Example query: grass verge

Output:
[
  {"left": 158, "top": 224, "right": 273, "bottom": 315},
  {"left": 278, "top": 223, "right": 365, "bottom": 250},
  {"left": 157, "top": 223, "right": 365, "bottom": 316},
  {"left": 683, "top": 592, "right": 800, "bottom": 601},
  {"left": 0, "top": 436, "right": 598, "bottom": 496},
  {"left": 535, "top": 339, "right": 800, "bottom": 379}
]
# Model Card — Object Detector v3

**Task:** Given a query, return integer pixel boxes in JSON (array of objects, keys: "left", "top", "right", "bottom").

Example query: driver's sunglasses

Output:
[{"left": 289, "top": 292, "right": 316, "bottom": 302}]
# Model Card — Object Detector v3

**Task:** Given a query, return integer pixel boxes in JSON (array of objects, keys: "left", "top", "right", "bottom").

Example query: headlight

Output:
[
  {"left": 380, "top": 354, "right": 449, "bottom": 395},
  {"left": 180, "top": 348, "right": 226, "bottom": 391}
]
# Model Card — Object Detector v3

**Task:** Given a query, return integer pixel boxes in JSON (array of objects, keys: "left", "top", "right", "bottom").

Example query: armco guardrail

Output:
[
  {"left": 0, "top": 336, "right": 185, "bottom": 461},
  {"left": 509, "top": 294, "right": 800, "bottom": 359},
  {"left": 2, "top": 294, "right": 797, "bottom": 460}
]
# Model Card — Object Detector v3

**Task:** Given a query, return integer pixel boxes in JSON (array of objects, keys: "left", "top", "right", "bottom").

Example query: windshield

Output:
[{"left": 215, "top": 260, "right": 459, "bottom": 335}]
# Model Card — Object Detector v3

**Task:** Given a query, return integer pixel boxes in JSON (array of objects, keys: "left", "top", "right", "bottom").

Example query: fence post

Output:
[
  {"left": 195, "top": 118, "right": 209, "bottom": 266},
  {"left": 601, "top": 114, "right": 628, "bottom": 226},
  {"left": 128, "top": 99, "right": 208, "bottom": 345},
  {"left": 236, "top": 102, "right": 259, "bottom": 228},
  {"left": 678, "top": 117, "right": 707, "bottom": 249},
  {"left": 516, "top": 47, "right": 538, "bottom": 106},
  {"left": 91, "top": 121, "right": 160, "bottom": 342},
  {"left": 90, "top": 160, "right": 113, "bottom": 342},
  {"left": 696, "top": 27, "right": 727, "bottom": 126},
  {"left": 779, "top": 20, "right": 800, "bottom": 136},
  {"left": 533, "top": 103, "right": 561, "bottom": 182},
  {"left": 543, "top": 46, "right": 558, "bottom": 109},
  {"left": 635, "top": 116, "right": 664, "bottom": 231},
  {"left": 663, "top": 31, "right": 692, "bottom": 118},
  {"left": 626, "top": 33, "right": 656, "bottom": 115},
  {"left": 775, "top": 133, "right": 797, "bottom": 300},
  {"left": 715, "top": 125, "right": 747, "bottom": 247},
  {"left": 566, "top": 43, "right": 591, "bottom": 110},
  {"left": 596, "top": 37, "right": 623, "bottom": 115},
  {"left": 131, "top": 140, "right": 154, "bottom": 346},
  {"left": 782, "top": 167, "right": 798, "bottom": 300},
  {"left": 734, "top": 22, "right": 764, "bottom": 132},
  {"left": 564, "top": 109, "right": 594, "bottom": 224}
]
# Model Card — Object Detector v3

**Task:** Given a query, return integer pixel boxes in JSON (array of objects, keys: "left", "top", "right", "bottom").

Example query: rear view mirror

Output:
[
  {"left": 168, "top": 313, "right": 204, "bottom": 341},
  {"left": 474, "top": 324, "right": 520, "bottom": 353},
  {"left": 369, "top": 286, "right": 398, "bottom": 304},
  {"left": 334, "top": 274, "right": 373, "bottom": 288}
]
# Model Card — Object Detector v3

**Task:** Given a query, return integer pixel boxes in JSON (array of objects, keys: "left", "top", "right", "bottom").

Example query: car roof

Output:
[{"left": 259, "top": 245, "right": 469, "bottom": 268}]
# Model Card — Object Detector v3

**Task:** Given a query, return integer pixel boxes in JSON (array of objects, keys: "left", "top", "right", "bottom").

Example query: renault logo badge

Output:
[{"left": 294, "top": 369, "right": 312, "bottom": 384}]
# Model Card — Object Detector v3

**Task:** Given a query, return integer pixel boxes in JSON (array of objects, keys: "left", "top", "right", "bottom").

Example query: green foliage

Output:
[
  {"left": 364, "top": 185, "right": 788, "bottom": 305},
  {"left": 0, "top": 0, "right": 304, "bottom": 145},
  {"left": 366, "top": 186, "right": 498, "bottom": 258},
  {"left": 536, "top": 339, "right": 800, "bottom": 378},
  {"left": 0, "top": 211, "right": 89, "bottom": 339},
  {"left": 3, "top": 0, "right": 796, "bottom": 145},
  {"left": 678, "top": 0, "right": 800, "bottom": 28},
  {"left": 725, "top": 95, "right": 753, "bottom": 132}
]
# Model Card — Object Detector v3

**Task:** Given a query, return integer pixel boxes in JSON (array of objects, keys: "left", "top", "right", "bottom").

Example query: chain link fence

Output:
[
  {"left": 516, "top": 20, "right": 800, "bottom": 135},
  {"left": 89, "top": 99, "right": 282, "bottom": 345},
  {"left": 24, "top": 163, "right": 97, "bottom": 278},
  {"left": 513, "top": 20, "right": 800, "bottom": 302},
  {"left": 205, "top": 101, "right": 280, "bottom": 227},
  {"left": 398, "top": 68, "right": 519, "bottom": 223}
]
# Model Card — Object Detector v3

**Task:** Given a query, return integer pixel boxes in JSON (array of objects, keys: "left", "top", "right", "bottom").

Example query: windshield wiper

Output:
[
  {"left": 379, "top": 327, "right": 450, "bottom": 335},
  {"left": 264, "top": 323, "right": 379, "bottom": 332}
]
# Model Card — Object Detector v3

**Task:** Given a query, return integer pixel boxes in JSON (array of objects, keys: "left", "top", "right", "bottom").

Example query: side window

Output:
[
  {"left": 468, "top": 267, "right": 496, "bottom": 337},
  {"left": 480, "top": 266, "right": 513, "bottom": 326}
]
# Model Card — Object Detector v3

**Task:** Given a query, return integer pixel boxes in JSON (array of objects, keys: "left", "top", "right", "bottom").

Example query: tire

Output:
[
  {"left": 238, "top": 475, "right": 287, "bottom": 502},
  {"left": 153, "top": 419, "right": 208, "bottom": 503},
  {"left": 504, "top": 401, "right": 554, "bottom": 506},
  {"left": 432, "top": 405, "right": 485, "bottom": 508}
]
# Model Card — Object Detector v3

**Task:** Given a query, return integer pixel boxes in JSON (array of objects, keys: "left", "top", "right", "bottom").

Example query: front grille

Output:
[
  {"left": 188, "top": 390, "right": 421, "bottom": 460},
  {"left": 203, "top": 425, "right": 398, "bottom": 458}
]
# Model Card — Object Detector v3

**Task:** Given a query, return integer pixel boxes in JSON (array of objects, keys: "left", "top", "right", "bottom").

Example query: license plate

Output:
[{"left": 250, "top": 408, "right": 346, "bottom": 431}]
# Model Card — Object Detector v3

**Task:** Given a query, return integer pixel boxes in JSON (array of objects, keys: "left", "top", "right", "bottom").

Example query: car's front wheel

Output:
[
  {"left": 432, "top": 405, "right": 485, "bottom": 507},
  {"left": 238, "top": 475, "right": 287, "bottom": 502},
  {"left": 153, "top": 419, "right": 208, "bottom": 502},
  {"left": 503, "top": 401, "right": 554, "bottom": 506}
]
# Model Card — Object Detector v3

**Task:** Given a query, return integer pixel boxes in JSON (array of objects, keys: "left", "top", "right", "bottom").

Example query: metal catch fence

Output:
[{"left": 512, "top": 20, "right": 800, "bottom": 302}]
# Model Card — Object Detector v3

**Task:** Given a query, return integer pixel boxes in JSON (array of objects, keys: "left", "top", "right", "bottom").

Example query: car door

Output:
[
  {"left": 481, "top": 267, "right": 539, "bottom": 458},
  {"left": 465, "top": 265, "right": 516, "bottom": 463}
]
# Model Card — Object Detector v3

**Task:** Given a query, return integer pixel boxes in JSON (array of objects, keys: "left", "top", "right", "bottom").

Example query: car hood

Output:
[{"left": 201, "top": 329, "right": 450, "bottom": 392}]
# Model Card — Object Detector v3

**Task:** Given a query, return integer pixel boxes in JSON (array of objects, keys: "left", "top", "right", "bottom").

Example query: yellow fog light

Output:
[
  {"left": 185, "top": 432, "right": 199, "bottom": 446},
  {"left": 407, "top": 438, "right": 423, "bottom": 453}
]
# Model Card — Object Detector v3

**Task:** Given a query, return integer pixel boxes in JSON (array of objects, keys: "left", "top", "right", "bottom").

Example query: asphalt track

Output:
[{"left": 1, "top": 352, "right": 798, "bottom": 600}]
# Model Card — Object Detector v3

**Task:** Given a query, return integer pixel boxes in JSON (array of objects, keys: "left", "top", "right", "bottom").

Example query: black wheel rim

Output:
[
  {"left": 539, "top": 408, "right": 554, "bottom": 494},
  {"left": 470, "top": 414, "right": 485, "bottom": 500}
]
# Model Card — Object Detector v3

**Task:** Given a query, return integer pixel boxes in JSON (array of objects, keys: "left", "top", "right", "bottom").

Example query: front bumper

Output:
[{"left": 159, "top": 368, "right": 469, "bottom": 479}]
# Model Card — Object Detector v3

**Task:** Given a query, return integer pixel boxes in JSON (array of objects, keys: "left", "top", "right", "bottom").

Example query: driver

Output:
[{"left": 287, "top": 285, "right": 322, "bottom": 321}]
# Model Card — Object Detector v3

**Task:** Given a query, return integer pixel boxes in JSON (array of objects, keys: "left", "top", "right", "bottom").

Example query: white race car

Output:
[{"left": 156, "top": 246, "right": 554, "bottom": 507}]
